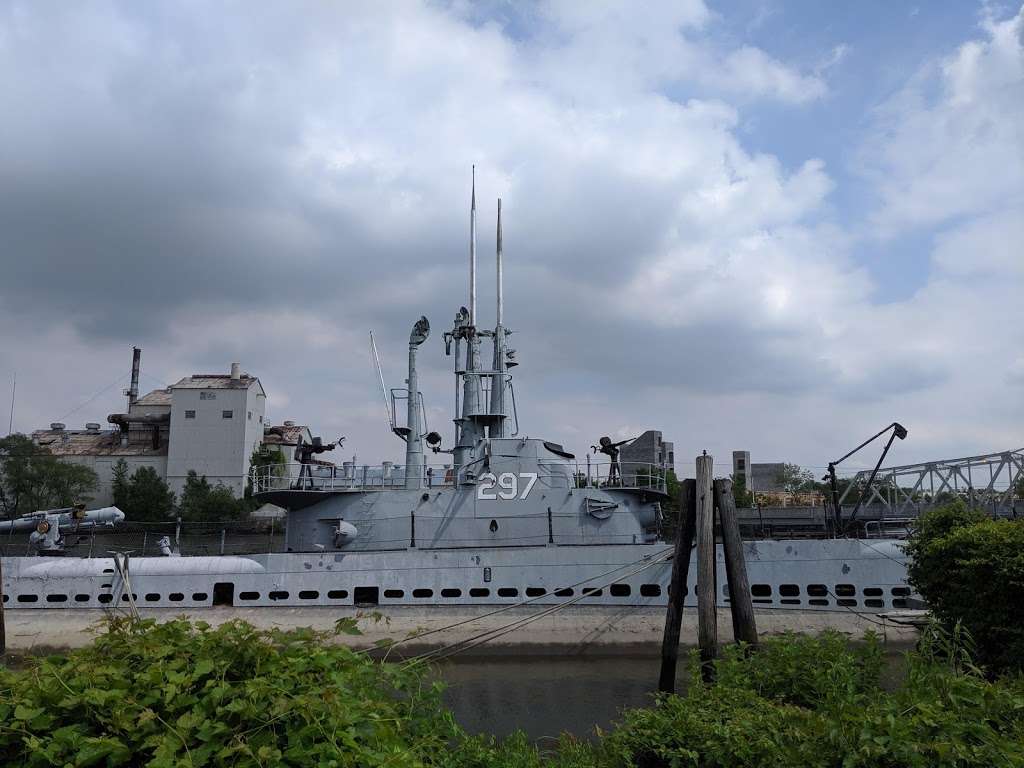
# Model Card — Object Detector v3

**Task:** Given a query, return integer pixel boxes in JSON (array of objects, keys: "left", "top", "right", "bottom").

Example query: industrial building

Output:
[
  {"left": 31, "top": 350, "right": 314, "bottom": 508},
  {"left": 731, "top": 451, "right": 785, "bottom": 492},
  {"left": 619, "top": 430, "right": 675, "bottom": 474}
]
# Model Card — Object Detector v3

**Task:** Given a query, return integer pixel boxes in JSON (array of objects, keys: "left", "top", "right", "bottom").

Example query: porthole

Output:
[
  {"left": 268, "top": 591, "right": 289, "bottom": 601},
  {"left": 809, "top": 598, "right": 829, "bottom": 606},
  {"left": 192, "top": 592, "right": 208, "bottom": 602},
  {"left": 807, "top": 584, "right": 827, "bottom": 597},
  {"left": 98, "top": 594, "right": 113, "bottom": 604},
  {"left": 441, "top": 588, "right": 462, "bottom": 598},
  {"left": 497, "top": 587, "right": 518, "bottom": 598},
  {"left": 327, "top": 590, "right": 348, "bottom": 599},
  {"left": 525, "top": 587, "right": 546, "bottom": 597},
  {"left": 384, "top": 589, "right": 405, "bottom": 598},
  {"left": 554, "top": 587, "right": 573, "bottom": 597},
  {"left": 779, "top": 584, "right": 800, "bottom": 597},
  {"left": 470, "top": 588, "right": 490, "bottom": 597},
  {"left": 835, "top": 584, "right": 856, "bottom": 597},
  {"left": 239, "top": 591, "right": 260, "bottom": 600},
  {"left": 863, "top": 587, "right": 883, "bottom": 597},
  {"left": 74, "top": 594, "right": 90, "bottom": 603},
  {"left": 865, "top": 599, "right": 884, "bottom": 608},
  {"left": 640, "top": 584, "right": 661, "bottom": 597},
  {"left": 780, "top": 599, "right": 801, "bottom": 605},
  {"left": 299, "top": 590, "right": 320, "bottom": 600},
  {"left": 145, "top": 593, "right": 161, "bottom": 602},
  {"left": 120, "top": 594, "right": 138, "bottom": 602},
  {"left": 46, "top": 594, "right": 67, "bottom": 603},
  {"left": 891, "top": 586, "right": 911, "bottom": 597},
  {"left": 610, "top": 584, "right": 631, "bottom": 597},
  {"left": 169, "top": 593, "right": 184, "bottom": 602},
  {"left": 413, "top": 589, "right": 433, "bottom": 598},
  {"left": 837, "top": 598, "right": 857, "bottom": 607},
  {"left": 892, "top": 598, "right": 908, "bottom": 609},
  {"left": 582, "top": 587, "right": 602, "bottom": 597},
  {"left": 751, "top": 584, "right": 772, "bottom": 597}
]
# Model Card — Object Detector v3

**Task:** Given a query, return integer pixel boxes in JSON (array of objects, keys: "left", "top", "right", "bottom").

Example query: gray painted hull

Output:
[{"left": 1, "top": 538, "right": 913, "bottom": 612}]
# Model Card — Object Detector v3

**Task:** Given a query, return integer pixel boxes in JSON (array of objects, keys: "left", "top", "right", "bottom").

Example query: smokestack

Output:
[
  {"left": 127, "top": 347, "right": 141, "bottom": 408},
  {"left": 230, "top": 362, "right": 241, "bottom": 381},
  {"left": 469, "top": 165, "right": 477, "bottom": 327}
]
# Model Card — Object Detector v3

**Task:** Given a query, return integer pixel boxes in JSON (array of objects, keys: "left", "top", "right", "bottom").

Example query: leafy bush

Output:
[
  {"left": 0, "top": 618, "right": 456, "bottom": 767},
  {"left": 906, "top": 501, "right": 1024, "bottom": 672},
  {"left": 3, "top": 621, "right": 1023, "bottom": 767}
]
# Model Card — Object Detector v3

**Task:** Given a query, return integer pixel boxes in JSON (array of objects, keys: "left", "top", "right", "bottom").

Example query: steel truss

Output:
[{"left": 838, "top": 448, "right": 1024, "bottom": 516}]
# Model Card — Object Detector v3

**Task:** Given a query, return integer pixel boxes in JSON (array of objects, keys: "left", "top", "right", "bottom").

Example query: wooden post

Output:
[
  {"left": 715, "top": 478, "right": 758, "bottom": 647},
  {"left": 658, "top": 479, "right": 696, "bottom": 693},
  {"left": 0, "top": 548, "right": 6, "bottom": 656},
  {"left": 696, "top": 454, "right": 717, "bottom": 682}
]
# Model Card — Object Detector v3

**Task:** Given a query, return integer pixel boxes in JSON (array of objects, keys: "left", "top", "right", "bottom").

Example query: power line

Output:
[{"left": 54, "top": 373, "right": 130, "bottom": 423}]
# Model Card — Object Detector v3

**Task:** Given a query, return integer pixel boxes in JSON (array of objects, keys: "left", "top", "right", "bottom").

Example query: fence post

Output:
[
  {"left": 696, "top": 454, "right": 717, "bottom": 682},
  {"left": 715, "top": 478, "right": 758, "bottom": 648},
  {"left": 658, "top": 478, "right": 696, "bottom": 693}
]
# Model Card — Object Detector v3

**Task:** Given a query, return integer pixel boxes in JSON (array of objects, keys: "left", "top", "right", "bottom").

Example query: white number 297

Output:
[{"left": 477, "top": 472, "right": 538, "bottom": 501}]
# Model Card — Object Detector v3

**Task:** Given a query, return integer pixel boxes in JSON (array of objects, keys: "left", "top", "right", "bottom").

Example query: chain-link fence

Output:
[{"left": 0, "top": 519, "right": 287, "bottom": 558}]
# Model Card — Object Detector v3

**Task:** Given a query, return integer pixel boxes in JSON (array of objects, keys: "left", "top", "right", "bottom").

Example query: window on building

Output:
[
  {"left": 222, "top": 410, "right": 233, "bottom": 419},
  {"left": 737, "top": 458, "right": 746, "bottom": 469},
  {"left": 247, "top": 411, "right": 252, "bottom": 420},
  {"left": 184, "top": 410, "right": 196, "bottom": 419}
]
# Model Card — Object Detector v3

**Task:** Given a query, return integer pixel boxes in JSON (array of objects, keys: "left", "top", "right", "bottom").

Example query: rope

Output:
[
  {"left": 365, "top": 547, "right": 673, "bottom": 655},
  {"left": 405, "top": 552, "right": 674, "bottom": 665}
]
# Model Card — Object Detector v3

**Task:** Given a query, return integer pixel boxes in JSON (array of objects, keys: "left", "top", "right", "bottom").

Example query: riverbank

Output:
[{"left": 2, "top": 605, "right": 920, "bottom": 655}]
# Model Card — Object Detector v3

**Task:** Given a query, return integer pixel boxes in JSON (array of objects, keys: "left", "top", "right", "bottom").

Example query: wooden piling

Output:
[
  {"left": 658, "top": 479, "right": 696, "bottom": 694},
  {"left": 695, "top": 454, "right": 717, "bottom": 682},
  {"left": 715, "top": 478, "right": 758, "bottom": 647}
]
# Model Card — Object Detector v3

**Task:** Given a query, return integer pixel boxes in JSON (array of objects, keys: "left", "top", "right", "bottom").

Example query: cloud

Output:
[{"left": 0, "top": 1, "right": 1019, "bottom": 473}]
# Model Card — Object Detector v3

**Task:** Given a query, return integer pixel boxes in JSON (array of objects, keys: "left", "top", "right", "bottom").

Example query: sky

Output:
[{"left": 0, "top": 0, "right": 1021, "bottom": 477}]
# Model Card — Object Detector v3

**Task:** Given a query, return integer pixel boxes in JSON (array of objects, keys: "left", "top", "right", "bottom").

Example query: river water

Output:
[
  {"left": 438, "top": 652, "right": 909, "bottom": 742},
  {"left": 438, "top": 655, "right": 683, "bottom": 742}
]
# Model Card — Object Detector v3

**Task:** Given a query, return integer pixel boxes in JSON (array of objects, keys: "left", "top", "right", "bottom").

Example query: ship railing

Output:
[
  {"left": 251, "top": 461, "right": 668, "bottom": 495},
  {"left": 250, "top": 463, "right": 459, "bottom": 494},
  {"left": 572, "top": 462, "right": 669, "bottom": 494}
]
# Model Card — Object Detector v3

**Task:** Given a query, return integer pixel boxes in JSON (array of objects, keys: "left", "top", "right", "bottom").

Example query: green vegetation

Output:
[
  {"left": 730, "top": 472, "right": 753, "bottom": 507},
  {"left": 0, "top": 433, "right": 98, "bottom": 516},
  {"left": 112, "top": 459, "right": 176, "bottom": 522},
  {"left": 4, "top": 621, "right": 1023, "bottom": 767},
  {"left": 0, "top": 618, "right": 456, "bottom": 767},
  {"left": 774, "top": 463, "right": 814, "bottom": 494},
  {"left": 178, "top": 471, "right": 247, "bottom": 522},
  {"left": 906, "top": 500, "right": 1024, "bottom": 673}
]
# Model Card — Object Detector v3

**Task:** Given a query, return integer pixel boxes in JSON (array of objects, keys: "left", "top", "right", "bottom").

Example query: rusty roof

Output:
[
  {"left": 263, "top": 424, "right": 308, "bottom": 446},
  {"left": 134, "top": 388, "right": 172, "bottom": 406},
  {"left": 32, "top": 429, "right": 169, "bottom": 457},
  {"left": 172, "top": 374, "right": 261, "bottom": 391}
]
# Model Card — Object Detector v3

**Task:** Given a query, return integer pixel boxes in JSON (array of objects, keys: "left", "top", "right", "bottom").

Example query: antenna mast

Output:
[
  {"left": 469, "top": 165, "right": 477, "bottom": 326},
  {"left": 369, "top": 331, "right": 395, "bottom": 433}
]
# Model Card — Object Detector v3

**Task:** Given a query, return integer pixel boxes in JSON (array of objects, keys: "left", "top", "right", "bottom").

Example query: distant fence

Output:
[{"left": 0, "top": 519, "right": 286, "bottom": 558}]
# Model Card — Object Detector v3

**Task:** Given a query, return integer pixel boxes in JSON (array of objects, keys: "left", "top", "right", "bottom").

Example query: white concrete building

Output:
[{"left": 164, "top": 367, "right": 266, "bottom": 497}]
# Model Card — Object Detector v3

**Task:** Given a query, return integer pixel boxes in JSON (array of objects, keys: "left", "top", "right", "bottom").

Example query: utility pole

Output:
[{"left": 6, "top": 371, "right": 14, "bottom": 435}]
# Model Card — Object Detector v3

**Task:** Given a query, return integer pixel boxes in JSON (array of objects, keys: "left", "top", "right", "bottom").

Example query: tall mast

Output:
[
  {"left": 489, "top": 198, "right": 509, "bottom": 437},
  {"left": 469, "top": 165, "right": 477, "bottom": 327}
]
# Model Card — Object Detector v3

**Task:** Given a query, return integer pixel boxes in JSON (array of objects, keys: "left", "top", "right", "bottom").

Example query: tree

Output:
[
  {"left": 0, "top": 433, "right": 97, "bottom": 515},
  {"left": 111, "top": 458, "right": 130, "bottom": 510},
  {"left": 178, "top": 470, "right": 243, "bottom": 521},
  {"left": 115, "top": 465, "right": 176, "bottom": 522},
  {"left": 731, "top": 473, "right": 753, "bottom": 507},
  {"left": 775, "top": 463, "right": 814, "bottom": 495}
]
